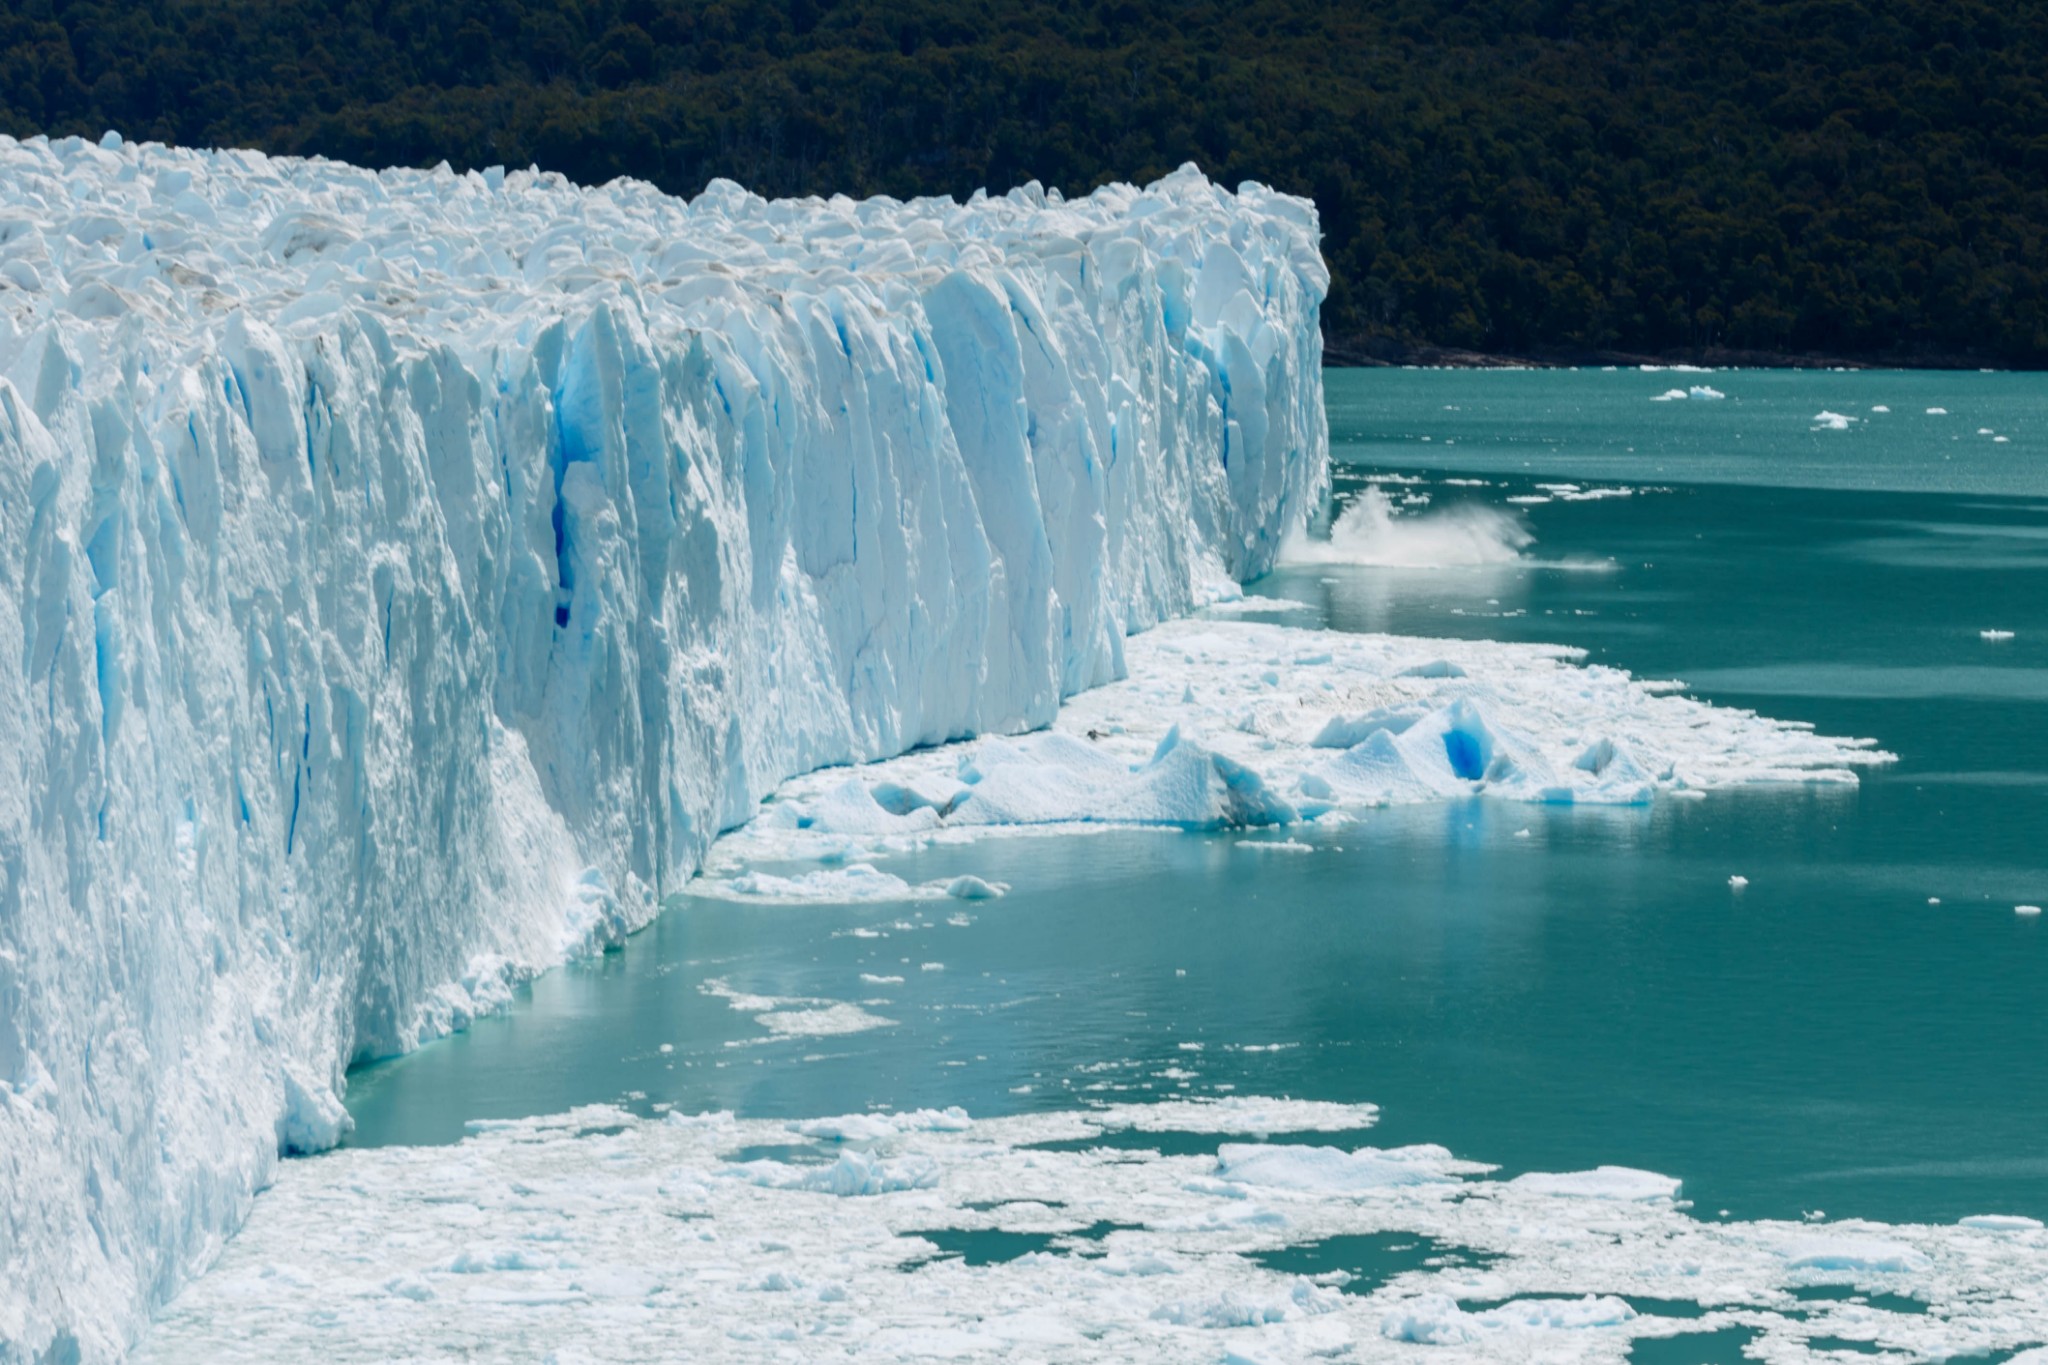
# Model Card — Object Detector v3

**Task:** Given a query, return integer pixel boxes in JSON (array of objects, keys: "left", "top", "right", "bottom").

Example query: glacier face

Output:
[{"left": 0, "top": 134, "right": 1327, "bottom": 1360}]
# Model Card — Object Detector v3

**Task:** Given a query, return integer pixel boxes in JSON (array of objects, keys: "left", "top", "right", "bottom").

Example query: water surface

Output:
[{"left": 347, "top": 368, "right": 2048, "bottom": 1229}]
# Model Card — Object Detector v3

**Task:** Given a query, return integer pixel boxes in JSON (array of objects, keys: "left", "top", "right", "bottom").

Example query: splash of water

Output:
[{"left": 1283, "top": 487, "right": 1534, "bottom": 568}]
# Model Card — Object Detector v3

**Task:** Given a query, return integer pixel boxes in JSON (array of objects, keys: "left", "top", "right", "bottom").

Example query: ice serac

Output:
[{"left": 0, "top": 135, "right": 1328, "bottom": 1361}]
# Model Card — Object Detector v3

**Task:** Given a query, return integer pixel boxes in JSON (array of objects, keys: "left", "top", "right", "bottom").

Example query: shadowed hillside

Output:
[{"left": 4, "top": 0, "right": 2044, "bottom": 365}]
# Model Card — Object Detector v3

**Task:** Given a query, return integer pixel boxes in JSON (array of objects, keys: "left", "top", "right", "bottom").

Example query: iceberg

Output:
[
  {"left": 695, "top": 619, "right": 1893, "bottom": 900},
  {"left": 0, "top": 133, "right": 1327, "bottom": 1359}
]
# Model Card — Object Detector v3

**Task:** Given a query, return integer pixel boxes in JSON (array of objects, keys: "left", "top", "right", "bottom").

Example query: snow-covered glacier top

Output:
[{"left": 0, "top": 134, "right": 1326, "bottom": 1361}]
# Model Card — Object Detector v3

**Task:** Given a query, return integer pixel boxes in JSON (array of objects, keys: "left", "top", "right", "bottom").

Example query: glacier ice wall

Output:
[{"left": 0, "top": 134, "right": 1326, "bottom": 1360}]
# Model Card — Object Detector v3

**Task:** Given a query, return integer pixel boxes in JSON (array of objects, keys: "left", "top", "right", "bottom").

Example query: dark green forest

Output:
[{"left": 4, "top": 0, "right": 2045, "bottom": 365}]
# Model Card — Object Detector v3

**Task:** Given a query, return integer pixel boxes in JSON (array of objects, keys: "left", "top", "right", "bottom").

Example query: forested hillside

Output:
[{"left": 4, "top": 0, "right": 2044, "bottom": 365}]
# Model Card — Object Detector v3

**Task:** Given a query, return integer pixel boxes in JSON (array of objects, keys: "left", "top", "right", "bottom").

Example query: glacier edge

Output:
[{"left": 0, "top": 138, "right": 1326, "bottom": 1362}]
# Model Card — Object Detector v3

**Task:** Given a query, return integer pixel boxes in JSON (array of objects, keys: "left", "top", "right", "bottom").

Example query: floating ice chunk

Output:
[
  {"left": 1513, "top": 828, "right": 1532, "bottom": 838},
  {"left": 1995, "top": 435, "right": 2011, "bottom": 442},
  {"left": 712, "top": 864, "right": 921, "bottom": 903},
  {"left": 700, "top": 621, "right": 1890, "bottom": 901},
  {"left": 1152, "top": 1280, "right": 1335, "bottom": 1327},
  {"left": 789, "top": 1109, "right": 971, "bottom": 1143},
  {"left": 1871, "top": 404, "right": 1891, "bottom": 412},
  {"left": 1688, "top": 385, "right": 1725, "bottom": 400},
  {"left": 1382, "top": 1293, "right": 1635, "bottom": 1343},
  {"left": 1729, "top": 875, "right": 1749, "bottom": 889},
  {"left": 2019, "top": 905, "right": 2043, "bottom": 917},
  {"left": 942, "top": 875, "right": 1007, "bottom": 900},
  {"left": 753, "top": 1004, "right": 896, "bottom": 1038},
  {"left": 808, "top": 779, "right": 948, "bottom": 836},
  {"left": 1779, "top": 1234, "right": 1931, "bottom": 1273},
  {"left": 1510, "top": 1166, "right": 1682, "bottom": 1203},
  {"left": 1651, "top": 388, "right": 1690, "bottom": 401},
  {"left": 701, "top": 979, "right": 895, "bottom": 1039},
  {"left": 728, "top": 1150, "right": 939, "bottom": 1196},
  {"left": 1962, "top": 1214, "right": 2045, "bottom": 1232},
  {"left": 1982, "top": 629, "right": 2016, "bottom": 641},
  {"left": 1311, "top": 706, "right": 1426, "bottom": 748},
  {"left": 1236, "top": 838, "right": 1314, "bottom": 853},
  {"left": 1928, "top": 406, "right": 1949, "bottom": 414},
  {"left": 1813, "top": 411, "right": 1857, "bottom": 430},
  {"left": 1979, "top": 427, "right": 1996, "bottom": 435},
  {"left": 1383, "top": 1293, "right": 1485, "bottom": 1345},
  {"left": 1216, "top": 1143, "right": 1459, "bottom": 1192}
]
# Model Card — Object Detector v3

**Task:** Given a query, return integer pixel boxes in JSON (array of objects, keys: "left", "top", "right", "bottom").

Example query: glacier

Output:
[{"left": 0, "top": 133, "right": 1328, "bottom": 1361}]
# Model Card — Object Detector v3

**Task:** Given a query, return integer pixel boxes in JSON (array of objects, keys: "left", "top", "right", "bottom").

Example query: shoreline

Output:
[{"left": 1323, "top": 339, "right": 2026, "bottom": 372}]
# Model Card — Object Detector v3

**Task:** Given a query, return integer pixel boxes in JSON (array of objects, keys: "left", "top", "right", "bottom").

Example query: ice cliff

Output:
[{"left": 0, "top": 134, "right": 1327, "bottom": 1360}]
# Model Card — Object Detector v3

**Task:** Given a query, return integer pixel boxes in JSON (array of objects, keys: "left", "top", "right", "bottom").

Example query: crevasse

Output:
[{"left": 0, "top": 134, "right": 1326, "bottom": 1361}]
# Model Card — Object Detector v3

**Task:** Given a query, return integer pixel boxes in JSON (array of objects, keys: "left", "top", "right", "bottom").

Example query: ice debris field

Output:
[
  {"left": 136, "top": 1099, "right": 2048, "bottom": 1364},
  {"left": 0, "top": 131, "right": 1329, "bottom": 1359},
  {"left": 698, "top": 619, "right": 1893, "bottom": 904}
]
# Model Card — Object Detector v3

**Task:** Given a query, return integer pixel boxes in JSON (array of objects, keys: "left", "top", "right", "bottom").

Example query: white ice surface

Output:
[
  {"left": 0, "top": 135, "right": 1327, "bottom": 1358},
  {"left": 694, "top": 620, "right": 1892, "bottom": 902},
  {"left": 134, "top": 1100, "right": 2048, "bottom": 1364}
]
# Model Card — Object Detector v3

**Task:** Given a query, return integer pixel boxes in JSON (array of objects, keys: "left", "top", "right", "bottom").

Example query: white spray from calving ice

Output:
[{"left": 1282, "top": 486, "right": 1534, "bottom": 567}]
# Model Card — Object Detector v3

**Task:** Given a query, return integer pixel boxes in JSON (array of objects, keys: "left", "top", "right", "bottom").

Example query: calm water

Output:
[{"left": 347, "top": 368, "right": 2048, "bottom": 1229}]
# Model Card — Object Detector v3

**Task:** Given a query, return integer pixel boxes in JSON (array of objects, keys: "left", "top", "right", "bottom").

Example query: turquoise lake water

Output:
[{"left": 346, "top": 368, "right": 2048, "bottom": 1231}]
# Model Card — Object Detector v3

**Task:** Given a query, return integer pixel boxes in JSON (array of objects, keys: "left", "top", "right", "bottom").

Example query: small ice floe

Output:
[
  {"left": 1978, "top": 427, "right": 1995, "bottom": 435},
  {"left": 1871, "top": 404, "right": 1891, "bottom": 413},
  {"left": 1812, "top": 411, "right": 1856, "bottom": 430},
  {"left": 942, "top": 875, "right": 1007, "bottom": 900},
  {"left": 1928, "top": 897, "right": 1942, "bottom": 905},
  {"left": 1513, "top": 828, "right": 1531, "bottom": 839},
  {"left": 1509, "top": 1166, "right": 1682, "bottom": 1203},
  {"left": 2018, "top": 905, "right": 2043, "bottom": 917},
  {"left": 1995, "top": 435, "right": 2011, "bottom": 443},
  {"left": 1729, "top": 875, "right": 1749, "bottom": 890},
  {"left": 1982, "top": 629, "right": 2016, "bottom": 641},
  {"left": 1689, "top": 385, "right": 1725, "bottom": 400},
  {"left": 1927, "top": 406, "right": 1949, "bottom": 415},
  {"left": 1651, "top": 388, "right": 1689, "bottom": 402},
  {"left": 1961, "top": 1214, "right": 2046, "bottom": 1232}
]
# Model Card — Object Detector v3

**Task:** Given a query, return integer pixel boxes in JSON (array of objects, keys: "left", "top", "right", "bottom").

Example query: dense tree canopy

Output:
[{"left": 4, "top": 0, "right": 2044, "bottom": 364}]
